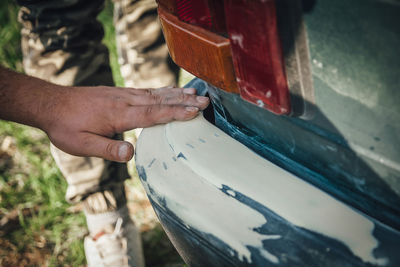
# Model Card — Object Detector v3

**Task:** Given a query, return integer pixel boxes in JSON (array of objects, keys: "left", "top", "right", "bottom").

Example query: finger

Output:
[
  {"left": 126, "top": 89, "right": 209, "bottom": 108},
  {"left": 75, "top": 133, "right": 134, "bottom": 162},
  {"left": 156, "top": 87, "right": 197, "bottom": 95},
  {"left": 159, "top": 85, "right": 174, "bottom": 89},
  {"left": 120, "top": 105, "right": 200, "bottom": 130},
  {"left": 124, "top": 87, "right": 197, "bottom": 100},
  {"left": 155, "top": 92, "right": 209, "bottom": 108},
  {"left": 124, "top": 87, "right": 196, "bottom": 96}
]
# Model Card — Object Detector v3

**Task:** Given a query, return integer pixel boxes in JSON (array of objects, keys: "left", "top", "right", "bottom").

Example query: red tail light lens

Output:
[
  {"left": 176, "top": 0, "right": 213, "bottom": 30},
  {"left": 174, "top": 0, "right": 227, "bottom": 34},
  {"left": 157, "top": 0, "right": 291, "bottom": 115},
  {"left": 224, "top": 0, "right": 290, "bottom": 115}
]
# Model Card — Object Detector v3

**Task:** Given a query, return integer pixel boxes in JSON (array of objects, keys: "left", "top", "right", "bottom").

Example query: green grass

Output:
[
  {"left": 98, "top": 0, "right": 125, "bottom": 87},
  {"left": 0, "top": 0, "right": 22, "bottom": 72},
  {"left": 0, "top": 0, "right": 87, "bottom": 265},
  {"left": 0, "top": 121, "right": 87, "bottom": 266},
  {"left": 0, "top": 1, "right": 122, "bottom": 266},
  {"left": 0, "top": 0, "right": 187, "bottom": 266}
]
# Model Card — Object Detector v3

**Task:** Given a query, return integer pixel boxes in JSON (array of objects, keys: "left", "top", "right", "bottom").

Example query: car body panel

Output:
[
  {"left": 302, "top": 0, "right": 400, "bottom": 185},
  {"left": 135, "top": 104, "right": 400, "bottom": 266},
  {"left": 205, "top": 0, "right": 400, "bottom": 229},
  {"left": 136, "top": 0, "right": 400, "bottom": 265}
]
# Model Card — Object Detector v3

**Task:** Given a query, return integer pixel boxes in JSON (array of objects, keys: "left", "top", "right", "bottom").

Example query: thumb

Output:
[{"left": 77, "top": 133, "right": 134, "bottom": 162}]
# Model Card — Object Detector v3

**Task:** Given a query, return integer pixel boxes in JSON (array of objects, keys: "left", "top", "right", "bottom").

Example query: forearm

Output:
[{"left": 0, "top": 66, "right": 60, "bottom": 130}]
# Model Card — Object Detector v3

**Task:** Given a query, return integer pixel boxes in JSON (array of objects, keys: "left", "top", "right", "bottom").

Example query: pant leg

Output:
[
  {"left": 113, "top": 0, "right": 179, "bottom": 88},
  {"left": 17, "top": 0, "right": 129, "bottom": 213}
]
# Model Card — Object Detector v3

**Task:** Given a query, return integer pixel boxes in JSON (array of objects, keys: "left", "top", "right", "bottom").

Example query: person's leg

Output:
[
  {"left": 17, "top": 0, "right": 144, "bottom": 266},
  {"left": 113, "top": 0, "right": 179, "bottom": 139},
  {"left": 113, "top": 0, "right": 179, "bottom": 89}
]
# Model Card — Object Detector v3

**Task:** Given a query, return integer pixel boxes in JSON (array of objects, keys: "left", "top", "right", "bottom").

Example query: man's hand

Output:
[
  {"left": 43, "top": 86, "right": 209, "bottom": 162},
  {"left": 0, "top": 67, "right": 209, "bottom": 162}
]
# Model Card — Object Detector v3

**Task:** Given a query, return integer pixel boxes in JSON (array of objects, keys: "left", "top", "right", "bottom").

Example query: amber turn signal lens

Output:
[{"left": 158, "top": 7, "right": 239, "bottom": 94}]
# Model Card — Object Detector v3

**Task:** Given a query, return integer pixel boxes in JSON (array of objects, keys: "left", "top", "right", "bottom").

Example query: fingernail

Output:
[
  {"left": 196, "top": 96, "right": 209, "bottom": 103},
  {"left": 185, "top": 106, "right": 199, "bottom": 112},
  {"left": 183, "top": 88, "right": 196, "bottom": 94},
  {"left": 118, "top": 143, "right": 130, "bottom": 161}
]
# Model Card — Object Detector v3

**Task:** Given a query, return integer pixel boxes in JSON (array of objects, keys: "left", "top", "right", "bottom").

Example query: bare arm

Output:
[{"left": 0, "top": 66, "right": 209, "bottom": 162}]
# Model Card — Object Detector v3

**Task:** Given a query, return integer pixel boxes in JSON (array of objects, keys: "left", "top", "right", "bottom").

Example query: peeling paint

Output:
[
  {"left": 136, "top": 165, "right": 147, "bottom": 181},
  {"left": 148, "top": 158, "right": 156, "bottom": 168},
  {"left": 177, "top": 152, "right": 187, "bottom": 160},
  {"left": 186, "top": 143, "right": 195, "bottom": 149}
]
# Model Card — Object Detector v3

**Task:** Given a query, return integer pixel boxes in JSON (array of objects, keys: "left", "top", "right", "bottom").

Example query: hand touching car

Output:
[{"left": 0, "top": 66, "right": 209, "bottom": 162}]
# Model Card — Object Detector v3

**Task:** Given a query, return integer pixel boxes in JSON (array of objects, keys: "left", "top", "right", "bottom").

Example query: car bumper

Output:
[{"left": 135, "top": 108, "right": 399, "bottom": 267}]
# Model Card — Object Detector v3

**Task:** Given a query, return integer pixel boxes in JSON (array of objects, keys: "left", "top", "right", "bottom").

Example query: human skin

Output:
[{"left": 0, "top": 66, "right": 209, "bottom": 162}]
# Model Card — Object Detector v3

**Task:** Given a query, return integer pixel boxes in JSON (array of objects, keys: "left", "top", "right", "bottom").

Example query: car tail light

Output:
[
  {"left": 176, "top": 0, "right": 213, "bottom": 30},
  {"left": 157, "top": 0, "right": 292, "bottom": 115},
  {"left": 224, "top": 0, "right": 290, "bottom": 115}
]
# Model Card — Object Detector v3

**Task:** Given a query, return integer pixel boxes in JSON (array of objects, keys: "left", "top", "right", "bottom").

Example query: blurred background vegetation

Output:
[{"left": 0, "top": 0, "right": 189, "bottom": 266}]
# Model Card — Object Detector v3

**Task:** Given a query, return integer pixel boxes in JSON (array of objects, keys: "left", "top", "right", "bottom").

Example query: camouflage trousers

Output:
[{"left": 17, "top": 0, "right": 178, "bottom": 213}]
